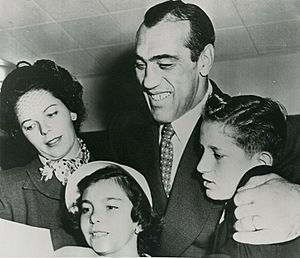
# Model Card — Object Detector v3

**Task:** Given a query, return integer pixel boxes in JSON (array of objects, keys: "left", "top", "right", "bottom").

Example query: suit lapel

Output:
[
  {"left": 160, "top": 118, "right": 216, "bottom": 255},
  {"left": 125, "top": 116, "right": 168, "bottom": 214},
  {"left": 23, "top": 159, "right": 62, "bottom": 200}
]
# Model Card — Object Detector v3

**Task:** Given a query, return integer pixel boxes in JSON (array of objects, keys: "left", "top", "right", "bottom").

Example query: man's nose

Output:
[{"left": 143, "top": 67, "right": 161, "bottom": 89}]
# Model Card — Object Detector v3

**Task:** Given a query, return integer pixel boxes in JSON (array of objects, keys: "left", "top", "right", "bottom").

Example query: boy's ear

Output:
[
  {"left": 258, "top": 151, "right": 273, "bottom": 166},
  {"left": 198, "top": 43, "right": 214, "bottom": 77}
]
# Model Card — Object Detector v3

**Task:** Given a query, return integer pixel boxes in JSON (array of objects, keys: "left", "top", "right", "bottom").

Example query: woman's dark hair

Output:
[
  {"left": 74, "top": 165, "right": 161, "bottom": 255},
  {"left": 142, "top": 0, "right": 215, "bottom": 62},
  {"left": 0, "top": 59, "right": 86, "bottom": 138},
  {"left": 203, "top": 94, "right": 287, "bottom": 165}
]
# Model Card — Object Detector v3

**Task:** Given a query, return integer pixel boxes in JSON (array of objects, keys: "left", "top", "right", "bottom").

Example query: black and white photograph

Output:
[{"left": 0, "top": 0, "right": 300, "bottom": 257}]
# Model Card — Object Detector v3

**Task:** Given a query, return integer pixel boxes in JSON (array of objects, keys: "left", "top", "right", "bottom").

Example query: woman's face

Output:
[
  {"left": 15, "top": 89, "right": 79, "bottom": 160},
  {"left": 80, "top": 179, "right": 139, "bottom": 257}
]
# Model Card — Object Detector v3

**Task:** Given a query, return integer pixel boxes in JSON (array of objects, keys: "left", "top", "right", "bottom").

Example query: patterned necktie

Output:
[{"left": 160, "top": 123, "right": 175, "bottom": 197}]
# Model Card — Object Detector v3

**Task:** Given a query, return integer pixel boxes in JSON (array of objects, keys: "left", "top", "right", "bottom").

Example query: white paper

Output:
[{"left": 0, "top": 218, "right": 54, "bottom": 257}]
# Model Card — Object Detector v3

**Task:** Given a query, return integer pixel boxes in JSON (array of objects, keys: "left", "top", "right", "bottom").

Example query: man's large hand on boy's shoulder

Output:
[{"left": 233, "top": 173, "right": 300, "bottom": 244}]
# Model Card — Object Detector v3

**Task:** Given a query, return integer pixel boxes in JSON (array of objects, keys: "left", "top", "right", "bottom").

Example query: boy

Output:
[{"left": 197, "top": 94, "right": 300, "bottom": 257}]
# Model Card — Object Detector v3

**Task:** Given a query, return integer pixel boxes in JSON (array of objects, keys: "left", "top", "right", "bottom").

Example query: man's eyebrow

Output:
[{"left": 135, "top": 54, "right": 179, "bottom": 62}]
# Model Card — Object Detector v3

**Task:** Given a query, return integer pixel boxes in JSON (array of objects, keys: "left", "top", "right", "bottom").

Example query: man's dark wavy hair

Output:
[
  {"left": 73, "top": 165, "right": 161, "bottom": 256},
  {"left": 0, "top": 59, "right": 86, "bottom": 138},
  {"left": 203, "top": 94, "right": 287, "bottom": 165},
  {"left": 142, "top": 0, "right": 215, "bottom": 62}
]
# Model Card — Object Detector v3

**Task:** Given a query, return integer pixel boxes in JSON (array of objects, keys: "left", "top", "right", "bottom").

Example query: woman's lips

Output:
[{"left": 46, "top": 136, "right": 61, "bottom": 147}]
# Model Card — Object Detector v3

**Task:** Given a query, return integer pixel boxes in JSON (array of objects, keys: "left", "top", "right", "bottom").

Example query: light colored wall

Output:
[
  {"left": 211, "top": 52, "right": 300, "bottom": 115},
  {"left": 79, "top": 51, "right": 300, "bottom": 132}
]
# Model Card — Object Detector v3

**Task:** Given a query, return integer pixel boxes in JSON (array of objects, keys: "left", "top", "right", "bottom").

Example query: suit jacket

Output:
[
  {"left": 109, "top": 80, "right": 300, "bottom": 257},
  {"left": 109, "top": 81, "right": 226, "bottom": 257},
  {"left": 0, "top": 158, "right": 82, "bottom": 250}
]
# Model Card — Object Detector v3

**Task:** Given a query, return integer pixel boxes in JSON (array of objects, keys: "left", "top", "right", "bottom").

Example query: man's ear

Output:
[
  {"left": 257, "top": 151, "right": 273, "bottom": 166},
  {"left": 198, "top": 44, "right": 214, "bottom": 77}
]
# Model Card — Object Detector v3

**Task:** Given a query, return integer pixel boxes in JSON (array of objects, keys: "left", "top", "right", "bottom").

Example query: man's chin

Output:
[{"left": 152, "top": 113, "right": 174, "bottom": 123}]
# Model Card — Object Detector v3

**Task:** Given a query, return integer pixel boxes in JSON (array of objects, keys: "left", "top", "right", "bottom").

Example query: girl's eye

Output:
[
  {"left": 81, "top": 206, "right": 92, "bottom": 214},
  {"left": 81, "top": 207, "right": 90, "bottom": 214}
]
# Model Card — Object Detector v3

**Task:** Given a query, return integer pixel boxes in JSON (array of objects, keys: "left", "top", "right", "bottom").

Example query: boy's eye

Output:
[{"left": 213, "top": 152, "right": 224, "bottom": 160}]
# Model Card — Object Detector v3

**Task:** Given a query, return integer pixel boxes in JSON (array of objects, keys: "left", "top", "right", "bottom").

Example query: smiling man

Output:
[{"left": 109, "top": 1, "right": 300, "bottom": 257}]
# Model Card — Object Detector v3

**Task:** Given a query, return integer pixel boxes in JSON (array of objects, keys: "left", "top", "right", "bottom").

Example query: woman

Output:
[{"left": 0, "top": 59, "right": 90, "bottom": 250}]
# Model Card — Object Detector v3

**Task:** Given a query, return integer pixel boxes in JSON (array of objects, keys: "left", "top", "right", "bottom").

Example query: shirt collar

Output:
[{"left": 172, "top": 80, "right": 213, "bottom": 144}]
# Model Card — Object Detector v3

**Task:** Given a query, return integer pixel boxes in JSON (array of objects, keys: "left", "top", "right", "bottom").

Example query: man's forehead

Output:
[{"left": 135, "top": 21, "right": 190, "bottom": 57}]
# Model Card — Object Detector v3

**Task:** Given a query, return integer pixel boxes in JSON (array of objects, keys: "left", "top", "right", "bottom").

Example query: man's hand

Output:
[{"left": 233, "top": 173, "right": 300, "bottom": 244}]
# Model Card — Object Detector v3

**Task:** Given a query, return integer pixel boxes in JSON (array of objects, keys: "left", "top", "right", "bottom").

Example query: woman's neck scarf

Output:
[{"left": 39, "top": 138, "right": 90, "bottom": 185}]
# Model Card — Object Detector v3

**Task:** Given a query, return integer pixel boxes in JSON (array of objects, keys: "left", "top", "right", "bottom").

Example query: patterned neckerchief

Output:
[{"left": 39, "top": 138, "right": 90, "bottom": 185}]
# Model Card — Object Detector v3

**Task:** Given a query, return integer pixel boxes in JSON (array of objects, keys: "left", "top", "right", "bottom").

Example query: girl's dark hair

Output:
[
  {"left": 73, "top": 165, "right": 161, "bottom": 255},
  {"left": 203, "top": 93, "right": 287, "bottom": 165},
  {"left": 0, "top": 59, "right": 86, "bottom": 138}
]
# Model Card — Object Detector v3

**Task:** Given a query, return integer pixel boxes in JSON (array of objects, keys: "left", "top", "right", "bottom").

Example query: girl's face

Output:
[
  {"left": 15, "top": 89, "right": 79, "bottom": 160},
  {"left": 80, "top": 179, "right": 139, "bottom": 257},
  {"left": 197, "top": 121, "right": 261, "bottom": 200}
]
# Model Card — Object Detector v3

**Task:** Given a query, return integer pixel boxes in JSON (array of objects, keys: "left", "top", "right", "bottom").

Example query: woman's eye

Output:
[
  {"left": 23, "top": 123, "right": 37, "bottom": 131},
  {"left": 47, "top": 111, "right": 58, "bottom": 118},
  {"left": 106, "top": 205, "right": 119, "bottom": 211}
]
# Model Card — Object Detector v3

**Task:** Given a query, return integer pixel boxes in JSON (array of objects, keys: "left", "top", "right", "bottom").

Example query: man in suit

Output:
[{"left": 109, "top": 1, "right": 300, "bottom": 256}]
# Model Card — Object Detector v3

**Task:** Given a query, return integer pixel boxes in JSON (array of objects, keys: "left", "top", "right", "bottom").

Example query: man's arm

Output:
[{"left": 233, "top": 173, "right": 300, "bottom": 244}]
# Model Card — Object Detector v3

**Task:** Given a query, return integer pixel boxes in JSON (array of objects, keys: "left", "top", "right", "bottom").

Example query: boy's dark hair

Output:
[
  {"left": 142, "top": 0, "right": 215, "bottom": 62},
  {"left": 0, "top": 59, "right": 86, "bottom": 138},
  {"left": 75, "top": 166, "right": 161, "bottom": 255},
  {"left": 203, "top": 94, "right": 287, "bottom": 165}
]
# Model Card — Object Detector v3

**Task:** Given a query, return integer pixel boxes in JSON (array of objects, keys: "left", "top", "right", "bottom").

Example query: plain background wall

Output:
[{"left": 79, "top": 51, "right": 300, "bottom": 132}]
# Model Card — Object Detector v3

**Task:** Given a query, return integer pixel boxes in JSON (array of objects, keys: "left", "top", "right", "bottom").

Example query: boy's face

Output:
[
  {"left": 80, "top": 179, "right": 138, "bottom": 256},
  {"left": 197, "top": 121, "right": 261, "bottom": 200}
]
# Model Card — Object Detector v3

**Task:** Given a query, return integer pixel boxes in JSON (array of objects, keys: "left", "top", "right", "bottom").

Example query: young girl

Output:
[
  {"left": 197, "top": 94, "right": 300, "bottom": 257},
  {"left": 60, "top": 161, "right": 161, "bottom": 257}
]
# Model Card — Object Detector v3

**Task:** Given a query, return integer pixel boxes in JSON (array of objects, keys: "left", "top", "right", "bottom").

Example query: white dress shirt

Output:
[{"left": 159, "top": 81, "right": 213, "bottom": 187}]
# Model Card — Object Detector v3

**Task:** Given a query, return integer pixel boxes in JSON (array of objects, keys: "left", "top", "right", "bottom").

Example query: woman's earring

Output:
[
  {"left": 134, "top": 227, "right": 141, "bottom": 235},
  {"left": 71, "top": 113, "right": 77, "bottom": 121}
]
